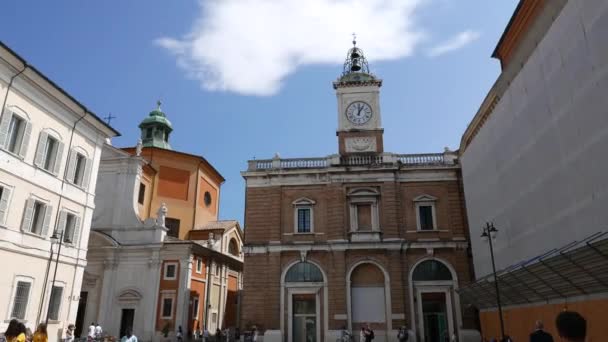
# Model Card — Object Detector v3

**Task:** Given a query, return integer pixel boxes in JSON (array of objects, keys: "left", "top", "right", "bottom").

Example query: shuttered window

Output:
[
  {"left": 47, "top": 286, "right": 63, "bottom": 320},
  {"left": 0, "top": 185, "right": 11, "bottom": 225},
  {"left": 10, "top": 281, "right": 31, "bottom": 319},
  {"left": 0, "top": 110, "right": 31, "bottom": 158}
]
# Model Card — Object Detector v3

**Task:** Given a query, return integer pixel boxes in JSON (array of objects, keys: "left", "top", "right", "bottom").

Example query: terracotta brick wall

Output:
[{"left": 245, "top": 179, "right": 467, "bottom": 244}]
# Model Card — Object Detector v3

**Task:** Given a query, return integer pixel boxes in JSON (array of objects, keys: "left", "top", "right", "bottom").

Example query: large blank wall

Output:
[{"left": 461, "top": 0, "right": 608, "bottom": 277}]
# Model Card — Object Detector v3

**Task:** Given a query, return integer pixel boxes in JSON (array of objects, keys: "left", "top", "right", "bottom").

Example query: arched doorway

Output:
[
  {"left": 281, "top": 261, "right": 326, "bottom": 342},
  {"left": 347, "top": 261, "right": 391, "bottom": 342},
  {"left": 410, "top": 259, "right": 459, "bottom": 342}
]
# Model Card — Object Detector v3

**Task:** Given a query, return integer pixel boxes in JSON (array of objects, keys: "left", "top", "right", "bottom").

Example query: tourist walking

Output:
[
  {"left": 65, "top": 324, "right": 75, "bottom": 342},
  {"left": 363, "top": 324, "right": 374, "bottom": 342},
  {"left": 4, "top": 320, "right": 26, "bottom": 342},
  {"left": 177, "top": 326, "right": 184, "bottom": 342},
  {"left": 530, "top": 320, "right": 553, "bottom": 342},
  {"left": 32, "top": 324, "right": 47, "bottom": 342},
  {"left": 397, "top": 326, "right": 408, "bottom": 342},
  {"left": 120, "top": 328, "right": 138, "bottom": 342},
  {"left": 87, "top": 323, "right": 96, "bottom": 340},
  {"left": 94, "top": 324, "right": 103, "bottom": 340},
  {"left": 555, "top": 311, "right": 586, "bottom": 342}
]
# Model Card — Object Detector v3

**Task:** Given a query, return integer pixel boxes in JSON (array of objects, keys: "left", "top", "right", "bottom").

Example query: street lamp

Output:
[
  {"left": 481, "top": 222, "right": 505, "bottom": 340},
  {"left": 45, "top": 229, "right": 71, "bottom": 326}
]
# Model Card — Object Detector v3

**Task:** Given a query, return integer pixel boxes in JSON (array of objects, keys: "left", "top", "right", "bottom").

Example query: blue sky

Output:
[{"left": 2, "top": 0, "right": 518, "bottom": 224}]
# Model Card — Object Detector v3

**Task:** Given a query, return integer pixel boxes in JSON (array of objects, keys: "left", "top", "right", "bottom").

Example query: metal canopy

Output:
[{"left": 458, "top": 232, "right": 608, "bottom": 309}]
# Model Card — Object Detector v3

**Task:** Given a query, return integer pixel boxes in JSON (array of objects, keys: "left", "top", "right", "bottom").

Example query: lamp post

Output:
[
  {"left": 45, "top": 229, "right": 71, "bottom": 326},
  {"left": 481, "top": 222, "right": 505, "bottom": 340}
]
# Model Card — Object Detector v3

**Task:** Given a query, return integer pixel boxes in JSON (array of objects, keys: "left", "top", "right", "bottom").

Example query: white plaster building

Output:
[
  {"left": 80, "top": 130, "right": 243, "bottom": 342},
  {"left": 0, "top": 42, "right": 119, "bottom": 341},
  {"left": 458, "top": 0, "right": 608, "bottom": 340}
]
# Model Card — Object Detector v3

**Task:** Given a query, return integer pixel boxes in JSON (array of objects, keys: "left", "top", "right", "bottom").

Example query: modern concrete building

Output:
[
  {"left": 240, "top": 41, "right": 478, "bottom": 342},
  {"left": 458, "top": 1, "right": 608, "bottom": 341},
  {"left": 79, "top": 105, "right": 243, "bottom": 342},
  {"left": 0, "top": 42, "right": 119, "bottom": 340}
]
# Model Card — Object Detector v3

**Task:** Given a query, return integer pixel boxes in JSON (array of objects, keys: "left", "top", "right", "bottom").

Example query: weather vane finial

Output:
[
  {"left": 156, "top": 100, "right": 162, "bottom": 111},
  {"left": 352, "top": 32, "right": 357, "bottom": 46}
]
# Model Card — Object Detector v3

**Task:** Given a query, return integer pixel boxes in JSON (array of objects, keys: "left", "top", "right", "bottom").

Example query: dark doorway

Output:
[
  {"left": 120, "top": 309, "right": 135, "bottom": 338},
  {"left": 75, "top": 292, "right": 88, "bottom": 337},
  {"left": 422, "top": 292, "right": 448, "bottom": 342}
]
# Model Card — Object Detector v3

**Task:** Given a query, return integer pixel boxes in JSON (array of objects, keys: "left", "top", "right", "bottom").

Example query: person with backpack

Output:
[{"left": 363, "top": 324, "right": 374, "bottom": 342}]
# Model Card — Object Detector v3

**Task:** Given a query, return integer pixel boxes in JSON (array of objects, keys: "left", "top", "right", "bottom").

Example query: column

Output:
[{"left": 175, "top": 256, "right": 193, "bottom": 334}]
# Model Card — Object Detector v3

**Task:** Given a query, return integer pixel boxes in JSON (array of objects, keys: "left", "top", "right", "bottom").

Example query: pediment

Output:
[
  {"left": 413, "top": 194, "right": 438, "bottom": 202},
  {"left": 347, "top": 187, "right": 380, "bottom": 197},
  {"left": 292, "top": 197, "right": 316, "bottom": 205},
  {"left": 117, "top": 288, "right": 143, "bottom": 303}
]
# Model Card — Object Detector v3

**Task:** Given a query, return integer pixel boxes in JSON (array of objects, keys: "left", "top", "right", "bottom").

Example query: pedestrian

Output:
[
  {"left": 530, "top": 320, "right": 553, "bottom": 342},
  {"left": 235, "top": 328, "right": 241, "bottom": 342},
  {"left": 443, "top": 330, "right": 450, "bottom": 342},
  {"left": 251, "top": 327, "right": 257, "bottom": 342},
  {"left": 203, "top": 328, "right": 210, "bottom": 342},
  {"left": 555, "top": 311, "right": 586, "bottom": 342},
  {"left": 397, "top": 326, "right": 408, "bottom": 342},
  {"left": 216, "top": 329, "right": 222, "bottom": 342},
  {"left": 177, "top": 326, "right": 184, "bottom": 342},
  {"left": 32, "top": 324, "right": 47, "bottom": 342},
  {"left": 24, "top": 327, "right": 32, "bottom": 342},
  {"left": 4, "top": 319, "right": 26, "bottom": 342},
  {"left": 359, "top": 327, "right": 365, "bottom": 342},
  {"left": 65, "top": 324, "right": 75, "bottom": 342},
  {"left": 94, "top": 324, "right": 103, "bottom": 340},
  {"left": 88, "top": 323, "right": 96, "bottom": 340},
  {"left": 363, "top": 324, "right": 374, "bottom": 342},
  {"left": 121, "top": 328, "right": 138, "bottom": 342}
]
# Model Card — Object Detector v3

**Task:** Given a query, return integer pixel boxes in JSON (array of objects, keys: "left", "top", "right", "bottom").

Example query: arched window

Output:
[
  {"left": 228, "top": 239, "right": 239, "bottom": 256},
  {"left": 285, "top": 262, "right": 323, "bottom": 282},
  {"left": 412, "top": 260, "right": 453, "bottom": 281}
]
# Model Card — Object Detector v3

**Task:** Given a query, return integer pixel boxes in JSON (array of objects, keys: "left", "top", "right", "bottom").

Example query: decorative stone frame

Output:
[
  {"left": 7, "top": 275, "right": 34, "bottom": 321},
  {"left": 292, "top": 197, "right": 316, "bottom": 234},
  {"left": 347, "top": 188, "right": 381, "bottom": 241},
  {"left": 163, "top": 262, "right": 178, "bottom": 281},
  {"left": 160, "top": 291, "right": 176, "bottom": 319},
  {"left": 0, "top": 105, "right": 32, "bottom": 159},
  {"left": 413, "top": 194, "right": 438, "bottom": 231}
]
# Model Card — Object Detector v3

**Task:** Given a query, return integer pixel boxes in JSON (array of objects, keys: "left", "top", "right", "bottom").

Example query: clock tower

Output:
[{"left": 333, "top": 38, "right": 383, "bottom": 155}]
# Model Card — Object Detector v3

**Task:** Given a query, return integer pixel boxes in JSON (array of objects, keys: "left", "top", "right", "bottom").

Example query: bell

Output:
[
  {"left": 350, "top": 59, "right": 361, "bottom": 72},
  {"left": 351, "top": 50, "right": 360, "bottom": 59}
]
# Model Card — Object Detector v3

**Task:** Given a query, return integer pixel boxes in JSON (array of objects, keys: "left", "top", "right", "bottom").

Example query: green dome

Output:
[{"left": 138, "top": 101, "right": 173, "bottom": 150}]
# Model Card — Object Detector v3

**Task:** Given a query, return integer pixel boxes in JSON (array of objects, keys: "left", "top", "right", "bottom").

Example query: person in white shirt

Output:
[
  {"left": 88, "top": 323, "right": 96, "bottom": 339},
  {"left": 121, "top": 329, "right": 138, "bottom": 342},
  {"left": 94, "top": 324, "right": 103, "bottom": 339}
]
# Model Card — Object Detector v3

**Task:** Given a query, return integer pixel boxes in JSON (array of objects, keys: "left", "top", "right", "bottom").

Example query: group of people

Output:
[
  {"left": 485, "top": 310, "right": 587, "bottom": 342},
  {"left": 191, "top": 326, "right": 241, "bottom": 342},
  {"left": 2, "top": 320, "right": 51, "bottom": 342}
]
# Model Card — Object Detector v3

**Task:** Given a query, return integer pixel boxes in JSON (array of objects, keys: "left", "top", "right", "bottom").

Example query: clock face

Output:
[{"left": 345, "top": 101, "right": 373, "bottom": 125}]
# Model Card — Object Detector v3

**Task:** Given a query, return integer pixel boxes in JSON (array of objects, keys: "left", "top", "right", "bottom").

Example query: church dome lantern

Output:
[{"left": 138, "top": 100, "right": 173, "bottom": 150}]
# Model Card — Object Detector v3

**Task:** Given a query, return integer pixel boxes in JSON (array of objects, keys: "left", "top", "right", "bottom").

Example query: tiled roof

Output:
[{"left": 195, "top": 220, "right": 239, "bottom": 231}]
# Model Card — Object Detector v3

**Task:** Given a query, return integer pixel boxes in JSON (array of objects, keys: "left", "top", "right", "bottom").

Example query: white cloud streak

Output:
[
  {"left": 427, "top": 30, "right": 480, "bottom": 57},
  {"left": 156, "top": 0, "right": 426, "bottom": 96}
]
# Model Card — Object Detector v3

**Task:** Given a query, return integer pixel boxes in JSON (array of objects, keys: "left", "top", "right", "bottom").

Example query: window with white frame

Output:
[
  {"left": 161, "top": 295, "right": 174, "bottom": 318},
  {"left": 22, "top": 198, "right": 52, "bottom": 237},
  {"left": 66, "top": 149, "right": 91, "bottom": 188},
  {"left": 164, "top": 263, "right": 177, "bottom": 280},
  {"left": 10, "top": 279, "right": 32, "bottom": 320},
  {"left": 192, "top": 296, "right": 200, "bottom": 319},
  {"left": 0, "top": 108, "right": 31, "bottom": 158},
  {"left": 347, "top": 188, "right": 380, "bottom": 232},
  {"left": 292, "top": 198, "right": 315, "bottom": 233},
  {"left": 47, "top": 285, "right": 63, "bottom": 320},
  {"left": 196, "top": 259, "right": 203, "bottom": 273},
  {"left": 56, "top": 210, "right": 81, "bottom": 244},
  {"left": 0, "top": 184, "right": 13, "bottom": 226},
  {"left": 414, "top": 195, "right": 438, "bottom": 231},
  {"left": 34, "top": 131, "right": 64, "bottom": 175}
]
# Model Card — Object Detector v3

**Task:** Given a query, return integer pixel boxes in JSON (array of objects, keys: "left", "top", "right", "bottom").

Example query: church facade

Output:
[
  {"left": 241, "top": 43, "right": 477, "bottom": 342},
  {"left": 79, "top": 104, "right": 243, "bottom": 341}
]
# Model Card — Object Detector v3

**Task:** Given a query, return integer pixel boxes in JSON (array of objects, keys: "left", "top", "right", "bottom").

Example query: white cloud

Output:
[
  {"left": 156, "top": 0, "right": 426, "bottom": 96},
  {"left": 427, "top": 30, "right": 480, "bottom": 57}
]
